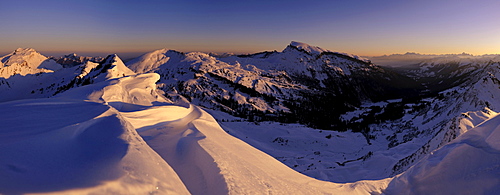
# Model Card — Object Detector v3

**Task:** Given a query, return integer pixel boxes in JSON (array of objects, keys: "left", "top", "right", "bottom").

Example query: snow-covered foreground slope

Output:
[
  {"left": 0, "top": 72, "right": 389, "bottom": 194},
  {"left": 385, "top": 112, "right": 500, "bottom": 194},
  {"left": 0, "top": 74, "right": 189, "bottom": 194}
]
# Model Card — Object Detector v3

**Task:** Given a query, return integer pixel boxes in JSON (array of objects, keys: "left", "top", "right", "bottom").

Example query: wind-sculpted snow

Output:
[
  {"left": 100, "top": 73, "right": 390, "bottom": 194},
  {"left": 385, "top": 113, "right": 500, "bottom": 194},
  {"left": 0, "top": 75, "right": 189, "bottom": 194}
]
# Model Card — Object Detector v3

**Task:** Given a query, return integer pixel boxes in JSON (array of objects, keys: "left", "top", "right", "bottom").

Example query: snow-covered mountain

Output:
[
  {"left": 126, "top": 41, "right": 420, "bottom": 129},
  {"left": 0, "top": 51, "right": 134, "bottom": 102},
  {"left": 368, "top": 52, "right": 500, "bottom": 67},
  {"left": 388, "top": 53, "right": 500, "bottom": 94},
  {"left": 2, "top": 44, "right": 500, "bottom": 194},
  {"left": 0, "top": 48, "right": 62, "bottom": 78},
  {"left": 50, "top": 53, "right": 104, "bottom": 68}
]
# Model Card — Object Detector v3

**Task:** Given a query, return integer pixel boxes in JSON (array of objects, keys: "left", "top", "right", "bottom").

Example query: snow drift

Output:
[{"left": 0, "top": 74, "right": 189, "bottom": 194}]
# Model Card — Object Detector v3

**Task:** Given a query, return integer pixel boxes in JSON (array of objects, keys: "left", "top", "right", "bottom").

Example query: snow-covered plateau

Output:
[{"left": 1, "top": 43, "right": 500, "bottom": 194}]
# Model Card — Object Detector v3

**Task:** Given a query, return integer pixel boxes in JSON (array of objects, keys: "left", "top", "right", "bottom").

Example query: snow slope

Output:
[
  {"left": 126, "top": 99, "right": 389, "bottom": 194},
  {"left": 0, "top": 74, "right": 189, "bottom": 195},
  {"left": 385, "top": 112, "right": 500, "bottom": 194},
  {"left": 0, "top": 71, "right": 389, "bottom": 194}
]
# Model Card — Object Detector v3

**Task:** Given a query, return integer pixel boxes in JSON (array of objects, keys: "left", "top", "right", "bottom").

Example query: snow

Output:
[
  {"left": 0, "top": 48, "right": 62, "bottom": 78},
  {"left": 0, "top": 48, "right": 54, "bottom": 78},
  {"left": 2, "top": 46, "right": 500, "bottom": 194},
  {"left": 290, "top": 41, "right": 330, "bottom": 55},
  {"left": 385, "top": 113, "right": 500, "bottom": 194},
  {"left": 14, "top": 78, "right": 500, "bottom": 194},
  {"left": 0, "top": 75, "right": 189, "bottom": 194},
  {"left": 287, "top": 41, "right": 369, "bottom": 62},
  {"left": 38, "top": 59, "right": 63, "bottom": 71},
  {"left": 0, "top": 70, "right": 389, "bottom": 194},
  {"left": 134, "top": 104, "right": 389, "bottom": 194},
  {"left": 126, "top": 48, "right": 173, "bottom": 74},
  {"left": 122, "top": 43, "right": 500, "bottom": 187},
  {"left": 100, "top": 54, "right": 136, "bottom": 79},
  {"left": 369, "top": 52, "right": 500, "bottom": 67}
]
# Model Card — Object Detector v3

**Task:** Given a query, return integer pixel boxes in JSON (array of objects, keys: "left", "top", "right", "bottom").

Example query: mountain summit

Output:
[
  {"left": 0, "top": 48, "right": 61, "bottom": 78},
  {"left": 287, "top": 41, "right": 330, "bottom": 55}
]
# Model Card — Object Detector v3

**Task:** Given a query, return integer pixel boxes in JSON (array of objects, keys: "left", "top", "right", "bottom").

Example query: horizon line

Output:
[{"left": 1, "top": 47, "right": 500, "bottom": 59}]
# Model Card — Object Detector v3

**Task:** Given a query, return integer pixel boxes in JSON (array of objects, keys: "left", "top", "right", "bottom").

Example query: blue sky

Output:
[{"left": 1, "top": 0, "right": 499, "bottom": 57}]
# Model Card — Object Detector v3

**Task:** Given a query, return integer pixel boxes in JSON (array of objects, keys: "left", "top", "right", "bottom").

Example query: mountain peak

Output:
[
  {"left": 0, "top": 48, "right": 56, "bottom": 78},
  {"left": 283, "top": 41, "right": 368, "bottom": 63},
  {"left": 12, "top": 48, "right": 39, "bottom": 55},
  {"left": 65, "top": 53, "right": 78, "bottom": 57},
  {"left": 2, "top": 48, "right": 47, "bottom": 66},
  {"left": 286, "top": 41, "right": 329, "bottom": 55},
  {"left": 125, "top": 49, "right": 186, "bottom": 74},
  {"left": 104, "top": 54, "right": 119, "bottom": 61},
  {"left": 99, "top": 54, "right": 135, "bottom": 79}
]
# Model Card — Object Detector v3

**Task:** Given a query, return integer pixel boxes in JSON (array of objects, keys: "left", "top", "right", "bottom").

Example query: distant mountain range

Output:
[{"left": 368, "top": 52, "right": 500, "bottom": 67}]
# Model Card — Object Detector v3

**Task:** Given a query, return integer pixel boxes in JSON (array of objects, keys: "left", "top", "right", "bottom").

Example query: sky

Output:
[{"left": 0, "top": 0, "right": 499, "bottom": 58}]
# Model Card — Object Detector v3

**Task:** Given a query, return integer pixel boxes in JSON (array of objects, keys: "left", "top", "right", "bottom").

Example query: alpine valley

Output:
[{"left": 1, "top": 42, "right": 500, "bottom": 194}]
